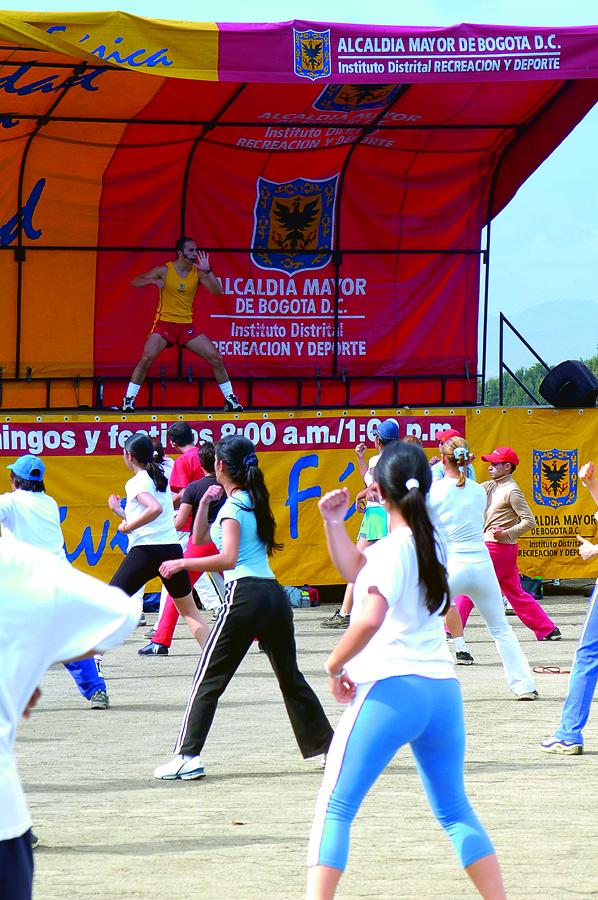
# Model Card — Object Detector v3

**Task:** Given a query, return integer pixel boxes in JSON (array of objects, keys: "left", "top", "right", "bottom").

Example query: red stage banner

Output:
[{"left": 1, "top": 15, "right": 597, "bottom": 409}]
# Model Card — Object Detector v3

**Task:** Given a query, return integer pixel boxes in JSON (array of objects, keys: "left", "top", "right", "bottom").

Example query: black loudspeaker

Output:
[{"left": 539, "top": 360, "right": 598, "bottom": 408}]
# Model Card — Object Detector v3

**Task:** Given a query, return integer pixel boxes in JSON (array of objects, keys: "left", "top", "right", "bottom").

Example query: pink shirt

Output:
[{"left": 170, "top": 446, "right": 205, "bottom": 533}]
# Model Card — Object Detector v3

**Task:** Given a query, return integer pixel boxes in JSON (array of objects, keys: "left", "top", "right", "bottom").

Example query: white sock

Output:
[
  {"left": 454, "top": 637, "right": 468, "bottom": 652},
  {"left": 218, "top": 380, "right": 233, "bottom": 399},
  {"left": 125, "top": 382, "right": 141, "bottom": 399},
  {"left": 182, "top": 754, "right": 197, "bottom": 762}
]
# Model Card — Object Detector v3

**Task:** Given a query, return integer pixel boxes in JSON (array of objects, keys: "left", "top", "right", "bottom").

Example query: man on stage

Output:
[{"left": 122, "top": 236, "right": 242, "bottom": 412}]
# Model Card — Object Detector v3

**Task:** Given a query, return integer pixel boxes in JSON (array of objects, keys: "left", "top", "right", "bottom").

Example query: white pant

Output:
[
  {"left": 448, "top": 551, "right": 535, "bottom": 695},
  {"left": 194, "top": 571, "right": 225, "bottom": 611}
]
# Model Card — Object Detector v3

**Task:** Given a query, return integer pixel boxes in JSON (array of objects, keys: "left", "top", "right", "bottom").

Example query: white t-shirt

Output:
[
  {"left": 0, "top": 490, "right": 66, "bottom": 559},
  {"left": 124, "top": 470, "right": 178, "bottom": 548},
  {"left": 347, "top": 526, "right": 454, "bottom": 684},
  {"left": 162, "top": 457, "right": 175, "bottom": 482},
  {"left": 0, "top": 540, "right": 140, "bottom": 841},
  {"left": 428, "top": 477, "right": 488, "bottom": 557}
]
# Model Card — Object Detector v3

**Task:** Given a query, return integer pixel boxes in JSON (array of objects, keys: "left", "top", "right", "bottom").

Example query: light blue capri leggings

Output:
[{"left": 308, "top": 674, "right": 494, "bottom": 871}]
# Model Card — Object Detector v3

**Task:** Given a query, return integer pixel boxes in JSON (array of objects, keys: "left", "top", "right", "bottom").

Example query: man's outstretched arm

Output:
[{"left": 131, "top": 265, "right": 167, "bottom": 288}]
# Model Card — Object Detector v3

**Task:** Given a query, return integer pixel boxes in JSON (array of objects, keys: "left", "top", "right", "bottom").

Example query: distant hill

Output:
[{"left": 483, "top": 299, "right": 598, "bottom": 376}]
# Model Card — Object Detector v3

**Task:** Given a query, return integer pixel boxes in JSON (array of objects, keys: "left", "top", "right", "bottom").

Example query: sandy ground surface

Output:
[{"left": 17, "top": 593, "right": 598, "bottom": 900}]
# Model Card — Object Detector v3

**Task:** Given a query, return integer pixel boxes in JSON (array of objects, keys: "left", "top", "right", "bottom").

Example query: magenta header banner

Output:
[{"left": 218, "top": 22, "right": 598, "bottom": 84}]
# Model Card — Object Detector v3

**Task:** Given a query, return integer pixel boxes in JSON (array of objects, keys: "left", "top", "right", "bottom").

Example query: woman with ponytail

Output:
[
  {"left": 107, "top": 432, "right": 208, "bottom": 648},
  {"left": 154, "top": 435, "right": 333, "bottom": 782},
  {"left": 429, "top": 437, "right": 537, "bottom": 699},
  {"left": 307, "top": 441, "right": 505, "bottom": 900}
]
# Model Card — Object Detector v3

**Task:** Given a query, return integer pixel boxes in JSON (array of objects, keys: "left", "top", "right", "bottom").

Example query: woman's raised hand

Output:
[
  {"left": 201, "top": 484, "right": 224, "bottom": 504},
  {"left": 108, "top": 494, "right": 122, "bottom": 513},
  {"left": 318, "top": 487, "right": 350, "bottom": 523},
  {"left": 580, "top": 461, "right": 597, "bottom": 487}
]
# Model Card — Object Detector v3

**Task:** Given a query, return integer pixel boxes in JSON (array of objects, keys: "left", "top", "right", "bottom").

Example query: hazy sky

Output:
[{"left": 2, "top": 0, "right": 597, "bottom": 375}]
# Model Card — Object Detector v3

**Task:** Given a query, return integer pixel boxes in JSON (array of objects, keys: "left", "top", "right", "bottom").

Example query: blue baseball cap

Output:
[
  {"left": 374, "top": 420, "right": 400, "bottom": 442},
  {"left": 7, "top": 454, "right": 45, "bottom": 482}
]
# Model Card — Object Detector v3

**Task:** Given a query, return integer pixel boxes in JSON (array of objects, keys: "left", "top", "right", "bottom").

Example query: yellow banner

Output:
[
  {"left": 0, "top": 407, "right": 597, "bottom": 586},
  {"left": 0, "top": 11, "right": 220, "bottom": 80}
]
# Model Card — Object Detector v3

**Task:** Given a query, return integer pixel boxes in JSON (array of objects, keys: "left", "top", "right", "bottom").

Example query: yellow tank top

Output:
[{"left": 154, "top": 261, "right": 200, "bottom": 324}]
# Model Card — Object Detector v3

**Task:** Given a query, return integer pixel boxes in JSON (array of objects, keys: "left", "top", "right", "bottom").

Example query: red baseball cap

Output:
[
  {"left": 481, "top": 446, "right": 519, "bottom": 466},
  {"left": 437, "top": 428, "right": 462, "bottom": 443}
]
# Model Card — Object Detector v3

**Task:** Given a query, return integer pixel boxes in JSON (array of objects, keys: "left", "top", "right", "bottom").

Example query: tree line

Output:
[{"left": 482, "top": 355, "right": 598, "bottom": 406}]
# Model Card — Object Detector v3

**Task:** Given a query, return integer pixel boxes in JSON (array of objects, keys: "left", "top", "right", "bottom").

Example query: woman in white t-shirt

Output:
[
  {"left": 429, "top": 437, "right": 536, "bottom": 700},
  {"left": 307, "top": 440, "right": 505, "bottom": 900},
  {"left": 107, "top": 433, "right": 208, "bottom": 648}
]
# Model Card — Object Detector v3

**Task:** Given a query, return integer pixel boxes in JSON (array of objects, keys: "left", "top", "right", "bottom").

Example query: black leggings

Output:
[{"left": 109, "top": 544, "right": 191, "bottom": 598}]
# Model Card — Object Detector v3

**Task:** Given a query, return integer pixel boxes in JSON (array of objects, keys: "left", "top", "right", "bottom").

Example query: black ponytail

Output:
[
  {"left": 125, "top": 432, "right": 168, "bottom": 493},
  {"left": 215, "top": 435, "right": 282, "bottom": 556},
  {"left": 375, "top": 442, "right": 450, "bottom": 615}
]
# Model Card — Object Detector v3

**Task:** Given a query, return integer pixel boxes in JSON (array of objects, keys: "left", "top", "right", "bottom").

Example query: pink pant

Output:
[
  {"left": 154, "top": 541, "right": 218, "bottom": 648},
  {"left": 454, "top": 542, "right": 556, "bottom": 640}
]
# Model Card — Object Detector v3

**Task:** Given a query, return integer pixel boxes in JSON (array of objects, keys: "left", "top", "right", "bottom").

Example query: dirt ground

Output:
[{"left": 18, "top": 593, "right": 598, "bottom": 900}]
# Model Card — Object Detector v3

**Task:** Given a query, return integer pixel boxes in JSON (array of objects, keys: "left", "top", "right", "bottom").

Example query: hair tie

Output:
[
  {"left": 405, "top": 478, "right": 419, "bottom": 491},
  {"left": 453, "top": 447, "right": 469, "bottom": 461},
  {"left": 458, "top": 465, "right": 465, "bottom": 474},
  {"left": 243, "top": 452, "right": 258, "bottom": 470}
]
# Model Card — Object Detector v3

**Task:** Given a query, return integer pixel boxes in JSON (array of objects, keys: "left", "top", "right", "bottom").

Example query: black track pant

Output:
[{"left": 175, "top": 576, "right": 333, "bottom": 759}]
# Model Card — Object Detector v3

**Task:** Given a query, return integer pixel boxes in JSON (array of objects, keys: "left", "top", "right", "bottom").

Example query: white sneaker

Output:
[
  {"left": 223, "top": 393, "right": 243, "bottom": 412},
  {"left": 153, "top": 755, "right": 206, "bottom": 781}
]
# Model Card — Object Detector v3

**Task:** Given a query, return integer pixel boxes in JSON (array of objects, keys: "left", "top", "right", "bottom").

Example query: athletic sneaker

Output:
[
  {"left": 122, "top": 396, "right": 135, "bottom": 412},
  {"left": 455, "top": 650, "right": 474, "bottom": 666},
  {"left": 320, "top": 609, "right": 350, "bottom": 630},
  {"left": 223, "top": 393, "right": 243, "bottom": 412},
  {"left": 154, "top": 755, "right": 206, "bottom": 781},
  {"left": 145, "top": 627, "right": 157, "bottom": 639},
  {"left": 540, "top": 627, "right": 562, "bottom": 641},
  {"left": 90, "top": 690, "right": 110, "bottom": 709},
  {"left": 516, "top": 690, "right": 539, "bottom": 701},
  {"left": 138, "top": 612, "right": 147, "bottom": 627},
  {"left": 540, "top": 735, "right": 583, "bottom": 755},
  {"left": 138, "top": 641, "right": 168, "bottom": 656}
]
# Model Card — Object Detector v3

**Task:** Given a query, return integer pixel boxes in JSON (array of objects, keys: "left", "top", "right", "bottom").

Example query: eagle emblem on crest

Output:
[
  {"left": 251, "top": 176, "right": 338, "bottom": 274},
  {"left": 532, "top": 448, "right": 578, "bottom": 508},
  {"left": 293, "top": 28, "right": 331, "bottom": 81},
  {"left": 314, "top": 84, "right": 401, "bottom": 112}
]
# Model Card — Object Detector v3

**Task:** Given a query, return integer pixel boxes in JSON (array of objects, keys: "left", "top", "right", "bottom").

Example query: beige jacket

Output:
[{"left": 482, "top": 474, "right": 536, "bottom": 544}]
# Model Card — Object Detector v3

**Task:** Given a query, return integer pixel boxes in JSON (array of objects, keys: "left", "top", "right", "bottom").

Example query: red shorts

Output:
[{"left": 151, "top": 320, "right": 201, "bottom": 347}]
